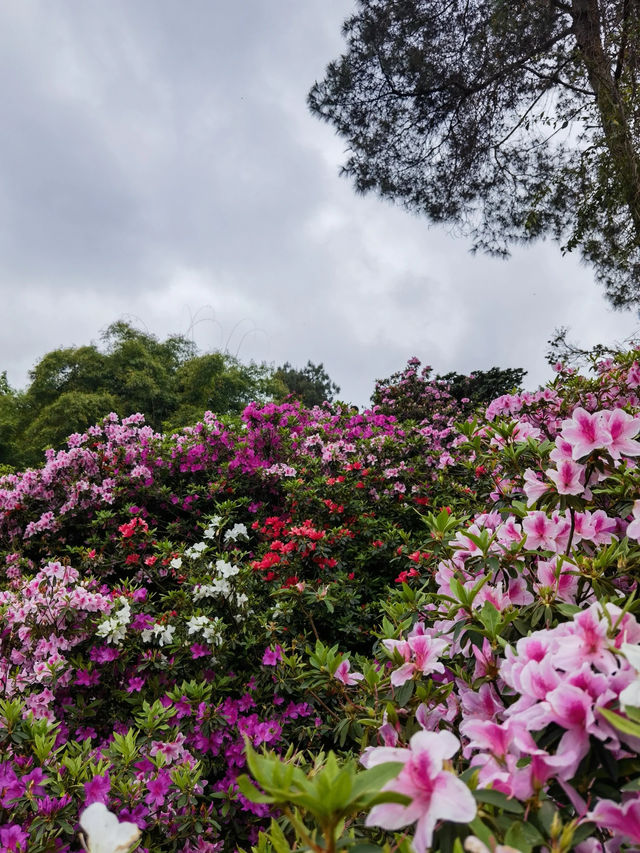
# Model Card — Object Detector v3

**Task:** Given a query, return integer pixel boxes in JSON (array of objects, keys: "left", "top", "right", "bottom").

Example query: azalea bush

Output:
[{"left": 3, "top": 348, "right": 640, "bottom": 851}]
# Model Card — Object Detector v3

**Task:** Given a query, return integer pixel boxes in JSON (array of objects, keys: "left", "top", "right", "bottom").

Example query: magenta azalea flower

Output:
[
  {"left": 363, "top": 730, "right": 476, "bottom": 853},
  {"left": 0, "top": 823, "right": 28, "bottom": 852},
  {"left": 145, "top": 771, "right": 171, "bottom": 808},
  {"left": 84, "top": 771, "right": 111, "bottom": 806},
  {"left": 261, "top": 645, "right": 283, "bottom": 666}
]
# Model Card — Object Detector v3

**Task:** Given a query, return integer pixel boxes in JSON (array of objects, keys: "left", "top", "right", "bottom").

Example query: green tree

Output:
[
  {"left": 6, "top": 323, "right": 198, "bottom": 466},
  {"left": 274, "top": 361, "right": 340, "bottom": 407},
  {"left": 372, "top": 358, "right": 525, "bottom": 421},
  {"left": 100, "top": 322, "right": 196, "bottom": 430},
  {"left": 3, "top": 321, "right": 287, "bottom": 467},
  {"left": 0, "top": 372, "right": 22, "bottom": 471},
  {"left": 309, "top": 0, "right": 640, "bottom": 307},
  {"left": 436, "top": 366, "right": 527, "bottom": 412},
  {"left": 26, "top": 346, "right": 108, "bottom": 410},
  {"left": 21, "top": 390, "right": 120, "bottom": 460},
  {"left": 164, "top": 353, "right": 281, "bottom": 432}
]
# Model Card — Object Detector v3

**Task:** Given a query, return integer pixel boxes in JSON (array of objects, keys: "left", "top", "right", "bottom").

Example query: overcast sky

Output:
[{"left": 1, "top": 1, "right": 639, "bottom": 408}]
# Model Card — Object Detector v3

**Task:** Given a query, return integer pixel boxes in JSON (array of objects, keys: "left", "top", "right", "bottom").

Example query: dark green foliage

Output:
[
  {"left": 0, "top": 323, "right": 286, "bottom": 468},
  {"left": 164, "top": 353, "right": 282, "bottom": 432},
  {"left": 274, "top": 361, "right": 340, "bottom": 407},
  {"left": 309, "top": 0, "right": 640, "bottom": 306},
  {"left": 436, "top": 366, "right": 527, "bottom": 412},
  {"left": 372, "top": 358, "right": 525, "bottom": 421},
  {"left": 22, "top": 391, "right": 120, "bottom": 458},
  {"left": 0, "top": 372, "right": 21, "bottom": 471}
]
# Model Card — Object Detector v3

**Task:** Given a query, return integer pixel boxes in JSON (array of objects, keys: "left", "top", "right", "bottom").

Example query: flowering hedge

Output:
[{"left": 3, "top": 352, "right": 640, "bottom": 851}]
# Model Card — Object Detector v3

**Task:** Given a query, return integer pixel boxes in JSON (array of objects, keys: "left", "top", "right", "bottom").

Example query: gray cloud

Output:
[{"left": 1, "top": 0, "right": 638, "bottom": 410}]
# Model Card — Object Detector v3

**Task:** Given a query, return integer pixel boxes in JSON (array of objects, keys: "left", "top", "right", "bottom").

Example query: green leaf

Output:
[
  {"left": 393, "top": 680, "right": 414, "bottom": 706},
  {"left": 477, "top": 601, "right": 501, "bottom": 638},
  {"left": 467, "top": 817, "right": 493, "bottom": 847},
  {"left": 266, "top": 818, "right": 292, "bottom": 853},
  {"left": 598, "top": 707, "right": 640, "bottom": 738},
  {"left": 351, "top": 761, "right": 404, "bottom": 800},
  {"left": 473, "top": 788, "right": 524, "bottom": 814},
  {"left": 363, "top": 791, "right": 412, "bottom": 808},
  {"left": 504, "top": 821, "right": 544, "bottom": 853},
  {"left": 236, "top": 774, "right": 275, "bottom": 804},
  {"left": 555, "top": 603, "right": 581, "bottom": 618}
]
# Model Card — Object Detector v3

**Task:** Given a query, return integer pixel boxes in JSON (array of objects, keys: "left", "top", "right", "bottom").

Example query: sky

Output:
[{"left": 1, "top": 1, "right": 639, "bottom": 409}]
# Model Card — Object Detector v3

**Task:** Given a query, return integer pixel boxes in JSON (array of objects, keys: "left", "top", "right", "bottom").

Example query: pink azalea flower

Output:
[
  {"left": 385, "top": 635, "right": 448, "bottom": 687},
  {"left": 549, "top": 437, "right": 574, "bottom": 463},
  {"left": 560, "top": 407, "right": 610, "bottom": 460},
  {"left": 546, "top": 683, "right": 595, "bottom": 732},
  {"left": 522, "top": 512, "right": 562, "bottom": 551},
  {"left": 553, "top": 607, "right": 618, "bottom": 674},
  {"left": 627, "top": 500, "right": 640, "bottom": 542},
  {"left": 546, "top": 459, "right": 586, "bottom": 496},
  {"left": 572, "top": 509, "right": 616, "bottom": 546},
  {"left": 495, "top": 515, "right": 523, "bottom": 545},
  {"left": 589, "top": 795, "right": 640, "bottom": 843},
  {"left": 535, "top": 557, "right": 578, "bottom": 603},
  {"left": 600, "top": 409, "right": 640, "bottom": 459},
  {"left": 334, "top": 659, "right": 364, "bottom": 685},
  {"left": 459, "top": 718, "right": 516, "bottom": 759},
  {"left": 523, "top": 468, "right": 550, "bottom": 506},
  {"left": 628, "top": 361, "right": 640, "bottom": 388},
  {"left": 363, "top": 730, "right": 476, "bottom": 853},
  {"left": 457, "top": 682, "right": 504, "bottom": 721}
]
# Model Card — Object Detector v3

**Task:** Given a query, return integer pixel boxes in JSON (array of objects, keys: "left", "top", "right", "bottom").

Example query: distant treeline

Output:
[{"left": 0, "top": 321, "right": 525, "bottom": 470}]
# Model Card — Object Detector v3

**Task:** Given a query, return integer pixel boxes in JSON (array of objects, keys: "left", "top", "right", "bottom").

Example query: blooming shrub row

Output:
[{"left": 3, "top": 352, "right": 640, "bottom": 851}]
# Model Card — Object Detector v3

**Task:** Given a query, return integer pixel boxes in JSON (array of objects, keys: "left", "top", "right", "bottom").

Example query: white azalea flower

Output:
[
  {"left": 193, "top": 583, "right": 216, "bottom": 601},
  {"left": 224, "top": 523, "right": 248, "bottom": 542},
  {"left": 620, "top": 642, "right": 640, "bottom": 707},
  {"left": 211, "top": 578, "right": 231, "bottom": 597},
  {"left": 96, "top": 598, "right": 131, "bottom": 645},
  {"left": 203, "top": 515, "right": 222, "bottom": 538},
  {"left": 186, "top": 615, "right": 210, "bottom": 635},
  {"left": 185, "top": 541, "right": 207, "bottom": 558},
  {"left": 157, "top": 625, "right": 175, "bottom": 646},
  {"left": 216, "top": 559, "right": 239, "bottom": 578},
  {"left": 79, "top": 802, "right": 140, "bottom": 853}
]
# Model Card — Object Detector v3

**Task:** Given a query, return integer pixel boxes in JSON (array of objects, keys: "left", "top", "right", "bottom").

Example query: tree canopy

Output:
[
  {"left": 309, "top": 0, "right": 640, "bottom": 307},
  {"left": 1, "top": 322, "right": 525, "bottom": 471},
  {"left": 0, "top": 323, "right": 283, "bottom": 468},
  {"left": 274, "top": 361, "right": 341, "bottom": 407},
  {"left": 372, "top": 358, "right": 526, "bottom": 421}
]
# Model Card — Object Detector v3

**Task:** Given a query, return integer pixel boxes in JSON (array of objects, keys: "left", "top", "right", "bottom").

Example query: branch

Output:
[
  {"left": 525, "top": 64, "right": 593, "bottom": 97},
  {"left": 614, "top": 0, "right": 632, "bottom": 82},
  {"left": 373, "top": 25, "right": 575, "bottom": 102}
]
